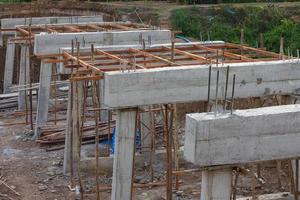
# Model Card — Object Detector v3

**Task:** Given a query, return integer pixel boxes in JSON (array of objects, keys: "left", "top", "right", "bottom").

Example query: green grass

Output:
[{"left": 171, "top": 5, "right": 300, "bottom": 53}]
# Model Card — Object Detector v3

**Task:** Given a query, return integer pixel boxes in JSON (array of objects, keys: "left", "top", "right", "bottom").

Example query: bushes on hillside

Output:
[{"left": 171, "top": 6, "right": 300, "bottom": 53}]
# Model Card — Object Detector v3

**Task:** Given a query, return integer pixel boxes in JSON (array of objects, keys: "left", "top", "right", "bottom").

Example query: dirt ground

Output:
[{"left": 0, "top": 109, "right": 294, "bottom": 200}]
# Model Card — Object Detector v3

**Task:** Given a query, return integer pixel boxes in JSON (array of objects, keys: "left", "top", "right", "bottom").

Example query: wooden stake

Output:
[
  {"left": 280, "top": 37, "right": 284, "bottom": 59},
  {"left": 165, "top": 104, "right": 173, "bottom": 200},
  {"left": 173, "top": 104, "right": 180, "bottom": 190},
  {"left": 260, "top": 33, "right": 264, "bottom": 48},
  {"left": 251, "top": 166, "right": 257, "bottom": 200},
  {"left": 91, "top": 44, "right": 100, "bottom": 200},
  {"left": 296, "top": 159, "right": 299, "bottom": 200},
  {"left": 149, "top": 105, "right": 155, "bottom": 182}
]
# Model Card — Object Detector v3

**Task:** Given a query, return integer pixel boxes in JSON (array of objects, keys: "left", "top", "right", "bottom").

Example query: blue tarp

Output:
[{"left": 101, "top": 127, "right": 141, "bottom": 154}]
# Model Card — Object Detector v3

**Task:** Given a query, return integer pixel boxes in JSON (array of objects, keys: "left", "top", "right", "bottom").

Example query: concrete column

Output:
[
  {"left": 3, "top": 41, "right": 15, "bottom": 93},
  {"left": 63, "top": 83, "right": 73, "bottom": 174},
  {"left": 200, "top": 168, "right": 232, "bottom": 200},
  {"left": 18, "top": 44, "right": 30, "bottom": 110},
  {"left": 292, "top": 160, "right": 300, "bottom": 196},
  {"left": 112, "top": 108, "right": 137, "bottom": 200},
  {"left": 34, "top": 62, "right": 52, "bottom": 138},
  {"left": 140, "top": 106, "right": 152, "bottom": 162}
]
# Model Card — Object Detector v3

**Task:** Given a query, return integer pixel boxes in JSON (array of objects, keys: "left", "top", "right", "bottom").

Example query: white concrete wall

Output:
[
  {"left": 184, "top": 104, "right": 300, "bottom": 167},
  {"left": 1, "top": 15, "right": 103, "bottom": 34},
  {"left": 103, "top": 59, "right": 300, "bottom": 108},
  {"left": 0, "top": 16, "right": 103, "bottom": 46},
  {"left": 34, "top": 29, "right": 171, "bottom": 55}
]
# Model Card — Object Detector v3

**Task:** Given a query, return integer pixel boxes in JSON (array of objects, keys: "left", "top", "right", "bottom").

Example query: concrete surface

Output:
[
  {"left": 112, "top": 108, "right": 137, "bottom": 200},
  {"left": 201, "top": 168, "right": 232, "bottom": 200},
  {"left": 34, "top": 29, "right": 171, "bottom": 55},
  {"left": 103, "top": 59, "right": 300, "bottom": 108},
  {"left": 184, "top": 104, "right": 300, "bottom": 167}
]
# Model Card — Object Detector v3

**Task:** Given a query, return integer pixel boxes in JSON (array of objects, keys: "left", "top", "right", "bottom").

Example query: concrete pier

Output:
[
  {"left": 34, "top": 62, "right": 52, "bottom": 138},
  {"left": 18, "top": 45, "right": 30, "bottom": 110},
  {"left": 184, "top": 104, "right": 300, "bottom": 200},
  {"left": 201, "top": 168, "right": 232, "bottom": 200},
  {"left": 3, "top": 41, "right": 15, "bottom": 93},
  {"left": 112, "top": 108, "right": 137, "bottom": 200}
]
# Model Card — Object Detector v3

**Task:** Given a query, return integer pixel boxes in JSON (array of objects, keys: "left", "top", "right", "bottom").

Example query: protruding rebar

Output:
[
  {"left": 207, "top": 65, "right": 212, "bottom": 112},
  {"left": 223, "top": 65, "right": 230, "bottom": 110},
  {"left": 231, "top": 74, "right": 236, "bottom": 114},
  {"left": 215, "top": 70, "right": 220, "bottom": 114}
]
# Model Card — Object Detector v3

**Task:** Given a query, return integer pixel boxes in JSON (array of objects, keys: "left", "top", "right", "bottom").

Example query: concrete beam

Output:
[
  {"left": 103, "top": 60, "right": 300, "bottom": 108},
  {"left": 184, "top": 104, "right": 300, "bottom": 167},
  {"left": 112, "top": 108, "right": 137, "bottom": 200},
  {"left": 34, "top": 30, "right": 171, "bottom": 55},
  {"left": 0, "top": 16, "right": 103, "bottom": 46},
  {"left": 3, "top": 41, "right": 15, "bottom": 93}
]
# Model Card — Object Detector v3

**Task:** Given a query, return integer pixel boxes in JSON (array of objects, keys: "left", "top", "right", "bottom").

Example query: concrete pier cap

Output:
[
  {"left": 184, "top": 104, "right": 300, "bottom": 167},
  {"left": 103, "top": 58, "right": 300, "bottom": 108}
]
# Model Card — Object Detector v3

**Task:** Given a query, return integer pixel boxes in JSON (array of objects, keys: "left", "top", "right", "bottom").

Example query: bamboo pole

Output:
[
  {"left": 173, "top": 104, "right": 180, "bottom": 190},
  {"left": 91, "top": 44, "right": 101, "bottom": 200}
]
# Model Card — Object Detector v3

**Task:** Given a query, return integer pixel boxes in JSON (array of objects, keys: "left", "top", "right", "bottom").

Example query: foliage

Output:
[
  {"left": 0, "top": 0, "right": 31, "bottom": 2},
  {"left": 171, "top": 6, "right": 300, "bottom": 53}
]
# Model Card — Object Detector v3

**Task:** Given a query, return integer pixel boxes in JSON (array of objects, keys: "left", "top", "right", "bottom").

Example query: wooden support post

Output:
[
  {"left": 201, "top": 168, "right": 232, "bottom": 200},
  {"left": 165, "top": 104, "right": 173, "bottom": 200},
  {"left": 98, "top": 79, "right": 109, "bottom": 122},
  {"left": 34, "top": 61, "right": 52, "bottom": 138},
  {"left": 140, "top": 106, "right": 152, "bottom": 162},
  {"left": 240, "top": 29, "right": 244, "bottom": 45},
  {"left": 72, "top": 81, "right": 83, "bottom": 166},
  {"left": 280, "top": 37, "right": 284, "bottom": 59},
  {"left": 292, "top": 159, "right": 300, "bottom": 199},
  {"left": 260, "top": 33, "right": 264, "bottom": 48},
  {"left": 92, "top": 80, "right": 101, "bottom": 200},
  {"left": 173, "top": 104, "right": 180, "bottom": 190},
  {"left": 149, "top": 105, "right": 155, "bottom": 182},
  {"left": 111, "top": 108, "right": 137, "bottom": 200},
  {"left": 63, "top": 82, "right": 73, "bottom": 175}
]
